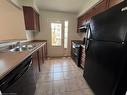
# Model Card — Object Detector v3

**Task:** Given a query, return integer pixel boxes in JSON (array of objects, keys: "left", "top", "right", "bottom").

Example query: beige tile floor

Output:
[{"left": 35, "top": 57, "right": 95, "bottom": 95}]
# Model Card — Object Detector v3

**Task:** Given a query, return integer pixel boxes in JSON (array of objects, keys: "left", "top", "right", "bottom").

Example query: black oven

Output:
[{"left": 71, "top": 41, "right": 82, "bottom": 66}]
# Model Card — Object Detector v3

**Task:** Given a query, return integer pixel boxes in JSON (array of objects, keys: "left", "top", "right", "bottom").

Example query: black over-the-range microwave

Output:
[
  {"left": 79, "top": 20, "right": 91, "bottom": 32},
  {"left": 79, "top": 25, "right": 87, "bottom": 32}
]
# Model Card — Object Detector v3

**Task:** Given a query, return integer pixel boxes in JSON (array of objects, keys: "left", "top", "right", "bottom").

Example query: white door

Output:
[{"left": 47, "top": 18, "right": 68, "bottom": 57}]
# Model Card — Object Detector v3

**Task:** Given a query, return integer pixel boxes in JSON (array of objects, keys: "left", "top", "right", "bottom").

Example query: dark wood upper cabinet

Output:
[
  {"left": 23, "top": 6, "right": 40, "bottom": 31},
  {"left": 77, "top": 0, "right": 108, "bottom": 32},
  {"left": 94, "top": 0, "right": 109, "bottom": 16},
  {"left": 38, "top": 47, "right": 44, "bottom": 72},
  {"left": 77, "top": 0, "right": 124, "bottom": 33},
  {"left": 108, "top": 0, "right": 124, "bottom": 8},
  {"left": 77, "top": 9, "right": 94, "bottom": 32}
]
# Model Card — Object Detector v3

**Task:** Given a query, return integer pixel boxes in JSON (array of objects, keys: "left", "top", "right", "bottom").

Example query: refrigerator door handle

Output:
[
  {"left": 121, "top": 6, "right": 127, "bottom": 12},
  {"left": 85, "top": 39, "right": 90, "bottom": 53},
  {"left": 85, "top": 24, "right": 91, "bottom": 53},
  {"left": 86, "top": 25, "right": 91, "bottom": 39}
]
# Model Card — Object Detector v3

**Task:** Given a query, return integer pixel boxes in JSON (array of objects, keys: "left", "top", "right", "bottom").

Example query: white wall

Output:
[
  {"left": 34, "top": 10, "right": 85, "bottom": 57},
  {"left": 78, "top": 0, "right": 100, "bottom": 17},
  {"left": 17, "top": 0, "right": 39, "bottom": 41},
  {"left": 0, "top": 0, "right": 26, "bottom": 40},
  {"left": 10, "top": 0, "right": 22, "bottom": 9}
]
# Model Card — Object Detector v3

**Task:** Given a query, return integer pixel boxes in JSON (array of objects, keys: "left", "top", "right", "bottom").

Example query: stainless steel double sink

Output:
[{"left": 9, "top": 44, "right": 36, "bottom": 52}]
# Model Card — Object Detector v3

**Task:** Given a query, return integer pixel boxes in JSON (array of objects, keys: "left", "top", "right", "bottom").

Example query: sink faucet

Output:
[{"left": 15, "top": 42, "right": 21, "bottom": 47}]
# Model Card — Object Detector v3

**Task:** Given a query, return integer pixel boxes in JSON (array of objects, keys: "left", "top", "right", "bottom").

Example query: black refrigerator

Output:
[{"left": 83, "top": 1, "right": 127, "bottom": 95}]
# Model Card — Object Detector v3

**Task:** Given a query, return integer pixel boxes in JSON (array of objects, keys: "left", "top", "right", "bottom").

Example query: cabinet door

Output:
[
  {"left": 32, "top": 51, "right": 39, "bottom": 82},
  {"left": 41, "top": 46, "right": 44, "bottom": 63},
  {"left": 38, "top": 47, "right": 44, "bottom": 72},
  {"left": 77, "top": 17, "right": 83, "bottom": 32},
  {"left": 86, "top": 8, "right": 95, "bottom": 20},
  {"left": 77, "top": 17, "right": 85, "bottom": 32},
  {"left": 34, "top": 11, "right": 40, "bottom": 32},
  {"left": 44, "top": 43, "right": 47, "bottom": 59},
  {"left": 108, "top": 0, "right": 124, "bottom": 8},
  {"left": 94, "top": 0, "right": 108, "bottom": 16},
  {"left": 79, "top": 46, "right": 85, "bottom": 68},
  {"left": 36, "top": 13, "right": 40, "bottom": 31},
  {"left": 23, "top": 6, "right": 40, "bottom": 31},
  {"left": 23, "top": 6, "right": 35, "bottom": 30},
  {"left": 77, "top": 14, "right": 88, "bottom": 32}
]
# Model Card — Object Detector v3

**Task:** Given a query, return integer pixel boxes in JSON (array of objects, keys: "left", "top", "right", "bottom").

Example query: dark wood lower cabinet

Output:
[
  {"left": 79, "top": 45, "right": 85, "bottom": 68},
  {"left": 41, "top": 46, "right": 44, "bottom": 63},
  {"left": 44, "top": 42, "right": 47, "bottom": 60},
  {"left": 32, "top": 50, "right": 39, "bottom": 82},
  {"left": 32, "top": 42, "right": 47, "bottom": 74},
  {"left": 0, "top": 42, "right": 47, "bottom": 95},
  {"left": 38, "top": 47, "right": 44, "bottom": 72}
]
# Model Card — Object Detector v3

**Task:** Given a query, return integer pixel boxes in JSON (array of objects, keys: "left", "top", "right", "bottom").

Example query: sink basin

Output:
[{"left": 9, "top": 44, "right": 36, "bottom": 52}]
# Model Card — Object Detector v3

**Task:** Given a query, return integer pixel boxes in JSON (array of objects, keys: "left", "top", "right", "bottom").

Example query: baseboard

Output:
[{"left": 47, "top": 56, "right": 71, "bottom": 58}]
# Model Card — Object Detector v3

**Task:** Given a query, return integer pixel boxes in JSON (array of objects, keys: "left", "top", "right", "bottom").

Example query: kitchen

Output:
[{"left": 0, "top": 0, "right": 126, "bottom": 95}]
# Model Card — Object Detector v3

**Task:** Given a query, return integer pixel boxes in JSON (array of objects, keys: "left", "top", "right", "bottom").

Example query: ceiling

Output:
[{"left": 36, "top": 0, "right": 99, "bottom": 14}]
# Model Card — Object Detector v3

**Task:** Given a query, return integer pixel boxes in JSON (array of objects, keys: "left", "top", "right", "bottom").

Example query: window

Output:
[
  {"left": 51, "top": 23, "right": 62, "bottom": 46},
  {"left": 64, "top": 21, "right": 68, "bottom": 48}
]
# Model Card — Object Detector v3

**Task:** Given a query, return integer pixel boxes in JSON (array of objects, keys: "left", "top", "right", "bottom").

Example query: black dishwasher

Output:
[{"left": 0, "top": 56, "right": 36, "bottom": 95}]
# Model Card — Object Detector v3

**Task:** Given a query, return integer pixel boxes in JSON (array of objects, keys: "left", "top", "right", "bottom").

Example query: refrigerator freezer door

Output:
[
  {"left": 84, "top": 40, "right": 125, "bottom": 95},
  {"left": 90, "top": 1, "right": 127, "bottom": 42},
  {"left": 0, "top": 91, "right": 2, "bottom": 95}
]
